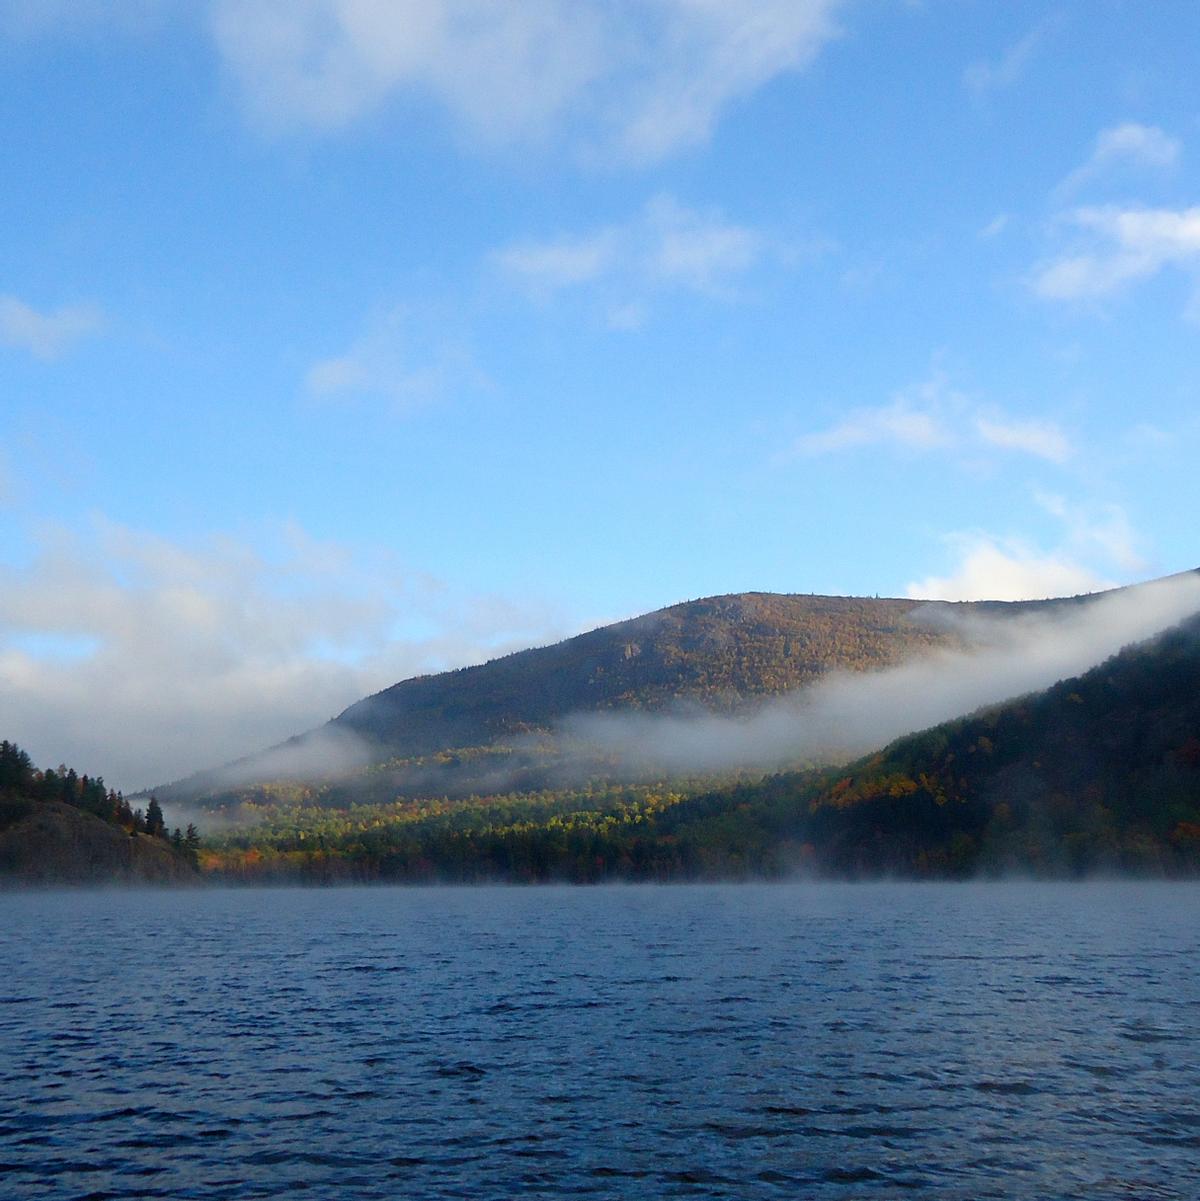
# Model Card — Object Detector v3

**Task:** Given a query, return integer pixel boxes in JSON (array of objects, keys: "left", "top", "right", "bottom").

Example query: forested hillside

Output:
[
  {"left": 162, "top": 588, "right": 1087, "bottom": 805},
  {"left": 334, "top": 592, "right": 1049, "bottom": 749},
  {"left": 201, "top": 612, "right": 1200, "bottom": 881},
  {"left": 0, "top": 742, "right": 199, "bottom": 883},
  {"left": 760, "top": 609, "right": 1200, "bottom": 876}
]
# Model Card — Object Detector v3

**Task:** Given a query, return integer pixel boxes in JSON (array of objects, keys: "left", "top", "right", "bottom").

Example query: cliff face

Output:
[{"left": 0, "top": 801, "right": 197, "bottom": 885}]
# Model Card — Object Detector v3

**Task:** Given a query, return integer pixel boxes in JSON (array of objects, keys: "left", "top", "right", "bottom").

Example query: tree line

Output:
[{"left": 1, "top": 740, "right": 200, "bottom": 865}]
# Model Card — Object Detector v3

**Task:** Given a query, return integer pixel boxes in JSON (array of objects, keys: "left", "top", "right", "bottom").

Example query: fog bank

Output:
[{"left": 562, "top": 573, "right": 1200, "bottom": 775}]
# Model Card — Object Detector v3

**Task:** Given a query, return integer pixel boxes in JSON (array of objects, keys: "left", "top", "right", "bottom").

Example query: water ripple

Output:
[{"left": 1, "top": 882, "right": 1198, "bottom": 1200}]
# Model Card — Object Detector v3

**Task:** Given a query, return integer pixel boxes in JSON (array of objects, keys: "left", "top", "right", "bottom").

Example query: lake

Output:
[{"left": 2, "top": 883, "right": 1198, "bottom": 1199}]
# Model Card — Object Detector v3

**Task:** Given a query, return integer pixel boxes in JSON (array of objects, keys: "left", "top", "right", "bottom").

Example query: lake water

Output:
[{"left": 2, "top": 883, "right": 1198, "bottom": 1200}]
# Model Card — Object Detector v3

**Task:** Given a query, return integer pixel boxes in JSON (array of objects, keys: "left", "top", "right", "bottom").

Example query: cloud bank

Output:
[
  {"left": 0, "top": 517, "right": 565, "bottom": 791},
  {"left": 564, "top": 573, "right": 1200, "bottom": 777}
]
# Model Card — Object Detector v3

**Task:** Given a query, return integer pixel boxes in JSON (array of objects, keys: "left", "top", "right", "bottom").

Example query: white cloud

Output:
[
  {"left": 963, "top": 20, "right": 1052, "bottom": 94},
  {"left": 1034, "top": 492, "right": 1146, "bottom": 574},
  {"left": 210, "top": 0, "right": 844, "bottom": 162},
  {"left": 648, "top": 196, "right": 764, "bottom": 291},
  {"left": 795, "top": 372, "right": 1073, "bottom": 464},
  {"left": 608, "top": 0, "right": 843, "bottom": 163},
  {"left": 494, "top": 229, "right": 620, "bottom": 294},
  {"left": 975, "top": 415, "right": 1072, "bottom": 463},
  {"left": 906, "top": 534, "right": 1114, "bottom": 602},
  {"left": 1056, "top": 122, "right": 1180, "bottom": 196},
  {"left": 1085, "top": 121, "right": 1179, "bottom": 169},
  {"left": 1032, "top": 205, "right": 1200, "bottom": 302},
  {"left": 795, "top": 398, "right": 952, "bottom": 455},
  {"left": 0, "top": 295, "right": 104, "bottom": 360},
  {"left": 494, "top": 195, "right": 773, "bottom": 318},
  {"left": 305, "top": 305, "right": 481, "bottom": 409},
  {"left": 0, "top": 517, "right": 566, "bottom": 790},
  {"left": 980, "top": 214, "right": 1009, "bottom": 239},
  {"left": 908, "top": 491, "right": 1147, "bottom": 604}
]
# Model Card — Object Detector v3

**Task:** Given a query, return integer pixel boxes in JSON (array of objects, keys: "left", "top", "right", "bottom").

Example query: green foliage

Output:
[{"left": 203, "top": 782, "right": 695, "bottom": 882}]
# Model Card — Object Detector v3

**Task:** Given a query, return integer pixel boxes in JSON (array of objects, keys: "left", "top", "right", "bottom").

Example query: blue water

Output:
[{"left": 2, "top": 883, "right": 1198, "bottom": 1200}]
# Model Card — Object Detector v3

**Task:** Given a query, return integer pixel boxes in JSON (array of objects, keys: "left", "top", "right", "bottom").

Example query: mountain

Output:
[
  {"left": 163, "top": 589, "right": 1088, "bottom": 804},
  {"left": 333, "top": 591, "right": 1065, "bottom": 750},
  {"left": 201, "top": 606, "right": 1200, "bottom": 882},
  {"left": 653, "top": 608, "right": 1200, "bottom": 878}
]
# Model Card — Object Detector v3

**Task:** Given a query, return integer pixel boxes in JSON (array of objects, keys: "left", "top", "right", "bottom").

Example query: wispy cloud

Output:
[
  {"left": 963, "top": 20, "right": 1053, "bottom": 94},
  {"left": 1031, "top": 205, "right": 1200, "bottom": 302},
  {"left": 795, "top": 372, "right": 1073, "bottom": 464},
  {"left": 494, "top": 195, "right": 783, "bottom": 324},
  {"left": 1034, "top": 492, "right": 1146, "bottom": 574},
  {"left": 0, "top": 516, "right": 566, "bottom": 789},
  {"left": 305, "top": 305, "right": 482, "bottom": 410},
  {"left": 495, "top": 231, "right": 621, "bottom": 294},
  {"left": 975, "top": 415, "right": 1072, "bottom": 464},
  {"left": 980, "top": 214, "right": 1010, "bottom": 240},
  {"left": 906, "top": 490, "right": 1145, "bottom": 603},
  {"left": 796, "top": 398, "right": 952, "bottom": 455},
  {"left": 0, "top": 295, "right": 104, "bottom": 360},
  {"left": 1055, "top": 122, "right": 1180, "bottom": 197},
  {"left": 210, "top": 0, "right": 845, "bottom": 163}
]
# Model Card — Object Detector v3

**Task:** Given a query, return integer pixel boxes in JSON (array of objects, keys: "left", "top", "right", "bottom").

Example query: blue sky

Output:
[{"left": 2, "top": 0, "right": 1199, "bottom": 787}]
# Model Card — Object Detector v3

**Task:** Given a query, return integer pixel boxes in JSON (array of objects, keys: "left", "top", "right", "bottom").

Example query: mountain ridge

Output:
[
  {"left": 199, "top": 603, "right": 1200, "bottom": 882},
  {"left": 155, "top": 586, "right": 1101, "bottom": 802}
]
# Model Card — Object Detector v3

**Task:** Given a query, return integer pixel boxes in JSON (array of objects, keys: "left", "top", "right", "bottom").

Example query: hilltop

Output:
[
  {"left": 161, "top": 588, "right": 1088, "bottom": 806},
  {"left": 203, "top": 606, "right": 1200, "bottom": 882},
  {"left": 334, "top": 591, "right": 1080, "bottom": 750}
]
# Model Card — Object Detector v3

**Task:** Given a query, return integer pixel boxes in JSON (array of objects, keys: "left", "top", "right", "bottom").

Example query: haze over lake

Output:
[{"left": 4, "top": 883, "right": 1198, "bottom": 1200}]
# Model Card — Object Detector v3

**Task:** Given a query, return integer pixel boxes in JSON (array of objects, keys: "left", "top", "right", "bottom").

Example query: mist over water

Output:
[{"left": 565, "top": 574, "right": 1200, "bottom": 776}]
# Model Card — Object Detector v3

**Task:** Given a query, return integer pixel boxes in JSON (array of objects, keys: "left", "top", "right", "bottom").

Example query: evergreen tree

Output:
[{"left": 145, "top": 798, "right": 166, "bottom": 837}]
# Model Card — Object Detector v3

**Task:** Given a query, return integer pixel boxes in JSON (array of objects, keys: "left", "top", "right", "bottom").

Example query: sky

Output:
[{"left": 2, "top": 0, "right": 1199, "bottom": 789}]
